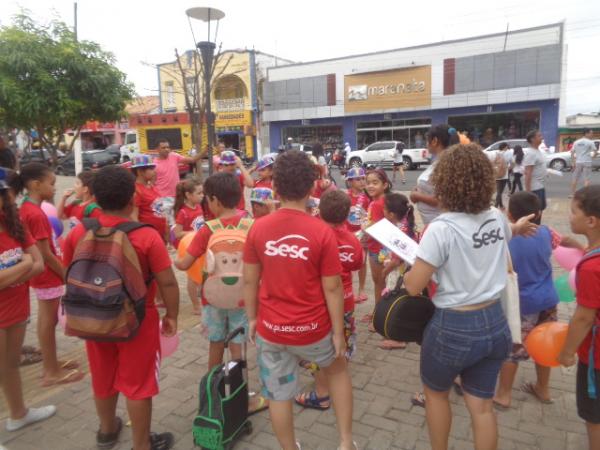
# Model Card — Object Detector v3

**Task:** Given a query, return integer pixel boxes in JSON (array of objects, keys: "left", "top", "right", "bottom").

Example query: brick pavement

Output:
[{"left": 0, "top": 186, "right": 588, "bottom": 450}]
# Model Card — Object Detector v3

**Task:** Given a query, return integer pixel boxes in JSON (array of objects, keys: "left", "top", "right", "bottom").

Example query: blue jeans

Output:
[{"left": 420, "top": 301, "right": 511, "bottom": 399}]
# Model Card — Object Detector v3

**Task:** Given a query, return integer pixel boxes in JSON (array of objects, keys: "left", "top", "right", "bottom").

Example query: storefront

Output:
[{"left": 263, "top": 23, "right": 564, "bottom": 152}]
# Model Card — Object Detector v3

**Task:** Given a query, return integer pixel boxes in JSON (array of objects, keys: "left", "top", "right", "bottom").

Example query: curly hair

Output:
[
  {"left": 93, "top": 166, "right": 136, "bottom": 211},
  {"left": 320, "top": 190, "right": 351, "bottom": 224},
  {"left": 273, "top": 150, "right": 317, "bottom": 201},
  {"left": 431, "top": 143, "right": 495, "bottom": 214}
]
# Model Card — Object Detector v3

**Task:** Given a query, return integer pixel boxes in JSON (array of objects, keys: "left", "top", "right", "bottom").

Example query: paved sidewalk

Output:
[{"left": 0, "top": 193, "right": 588, "bottom": 450}]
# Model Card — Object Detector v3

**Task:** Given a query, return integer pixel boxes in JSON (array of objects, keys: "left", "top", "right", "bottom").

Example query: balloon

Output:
[
  {"left": 525, "top": 322, "right": 569, "bottom": 367},
  {"left": 553, "top": 246, "right": 584, "bottom": 271},
  {"left": 169, "top": 225, "right": 177, "bottom": 246},
  {"left": 57, "top": 304, "right": 66, "bottom": 330},
  {"left": 568, "top": 268, "right": 577, "bottom": 292},
  {"left": 159, "top": 321, "right": 179, "bottom": 358},
  {"left": 48, "top": 216, "right": 64, "bottom": 237},
  {"left": 177, "top": 232, "right": 205, "bottom": 284},
  {"left": 41, "top": 201, "right": 58, "bottom": 218},
  {"left": 555, "top": 274, "right": 575, "bottom": 303}
]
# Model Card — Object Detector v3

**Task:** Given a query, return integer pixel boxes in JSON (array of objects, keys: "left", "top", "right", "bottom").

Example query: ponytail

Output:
[
  {"left": 10, "top": 162, "right": 52, "bottom": 194},
  {"left": 384, "top": 192, "right": 416, "bottom": 238},
  {"left": 174, "top": 177, "right": 202, "bottom": 217}
]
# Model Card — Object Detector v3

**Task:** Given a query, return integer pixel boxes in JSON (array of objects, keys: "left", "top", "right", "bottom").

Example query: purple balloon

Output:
[{"left": 48, "top": 215, "right": 64, "bottom": 237}]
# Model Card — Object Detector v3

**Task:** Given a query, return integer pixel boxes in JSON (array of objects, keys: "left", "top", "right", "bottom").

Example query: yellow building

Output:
[{"left": 157, "top": 49, "right": 290, "bottom": 158}]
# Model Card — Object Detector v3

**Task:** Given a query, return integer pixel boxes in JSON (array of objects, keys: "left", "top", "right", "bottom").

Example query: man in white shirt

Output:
[
  {"left": 523, "top": 130, "right": 548, "bottom": 211},
  {"left": 570, "top": 128, "right": 596, "bottom": 197}
]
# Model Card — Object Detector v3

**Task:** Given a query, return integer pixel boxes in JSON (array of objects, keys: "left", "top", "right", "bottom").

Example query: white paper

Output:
[
  {"left": 546, "top": 168, "right": 563, "bottom": 177},
  {"left": 365, "top": 218, "right": 419, "bottom": 265}
]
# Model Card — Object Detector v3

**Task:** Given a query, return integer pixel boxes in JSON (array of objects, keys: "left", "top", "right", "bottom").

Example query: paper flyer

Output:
[{"left": 365, "top": 218, "right": 419, "bottom": 265}]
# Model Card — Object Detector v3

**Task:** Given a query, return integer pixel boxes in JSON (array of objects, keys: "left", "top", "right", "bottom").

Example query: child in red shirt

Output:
[
  {"left": 57, "top": 170, "right": 101, "bottom": 230},
  {"left": 130, "top": 155, "right": 167, "bottom": 241},
  {"left": 344, "top": 167, "right": 370, "bottom": 304},
  {"left": 362, "top": 168, "right": 391, "bottom": 328},
  {"left": 15, "top": 163, "right": 84, "bottom": 387},
  {"left": 559, "top": 185, "right": 600, "bottom": 446},
  {"left": 0, "top": 167, "right": 56, "bottom": 431},
  {"left": 63, "top": 165, "right": 178, "bottom": 450},
  {"left": 217, "top": 150, "right": 254, "bottom": 211},
  {"left": 244, "top": 150, "right": 355, "bottom": 450},
  {"left": 253, "top": 155, "right": 274, "bottom": 189},
  {"left": 295, "top": 190, "right": 362, "bottom": 411},
  {"left": 175, "top": 172, "right": 267, "bottom": 415},
  {"left": 173, "top": 177, "right": 204, "bottom": 314}
]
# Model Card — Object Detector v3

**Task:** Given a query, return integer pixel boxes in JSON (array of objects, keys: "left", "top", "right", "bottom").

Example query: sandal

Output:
[
  {"left": 355, "top": 294, "right": 368, "bottom": 304},
  {"left": 520, "top": 381, "right": 554, "bottom": 404},
  {"left": 22, "top": 345, "right": 41, "bottom": 354},
  {"left": 294, "top": 390, "right": 331, "bottom": 410},
  {"left": 59, "top": 359, "right": 80, "bottom": 370},
  {"left": 378, "top": 340, "right": 407, "bottom": 350},
  {"left": 41, "top": 369, "right": 85, "bottom": 387},
  {"left": 96, "top": 416, "right": 123, "bottom": 449},
  {"left": 20, "top": 351, "right": 42, "bottom": 366},
  {"left": 359, "top": 313, "right": 373, "bottom": 324},
  {"left": 248, "top": 393, "right": 269, "bottom": 416},
  {"left": 411, "top": 391, "right": 425, "bottom": 408}
]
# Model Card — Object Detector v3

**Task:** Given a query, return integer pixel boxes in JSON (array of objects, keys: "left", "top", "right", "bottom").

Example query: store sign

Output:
[
  {"left": 344, "top": 66, "right": 431, "bottom": 113},
  {"left": 216, "top": 98, "right": 246, "bottom": 112},
  {"left": 215, "top": 110, "right": 252, "bottom": 127}
]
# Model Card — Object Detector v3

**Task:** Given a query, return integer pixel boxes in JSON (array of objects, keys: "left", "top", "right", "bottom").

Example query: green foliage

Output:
[{"left": 0, "top": 13, "right": 135, "bottom": 161}]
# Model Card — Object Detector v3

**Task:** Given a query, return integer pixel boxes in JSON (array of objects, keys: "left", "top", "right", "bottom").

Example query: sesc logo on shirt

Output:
[
  {"left": 472, "top": 219, "right": 505, "bottom": 249},
  {"left": 339, "top": 244, "right": 356, "bottom": 263},
  {"left": 264, "top": 234, "right": 310, "bottom": 260}
]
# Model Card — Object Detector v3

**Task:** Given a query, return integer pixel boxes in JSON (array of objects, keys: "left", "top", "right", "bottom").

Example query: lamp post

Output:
[{"left": 186, "top": 6, "right": 225, "bottom": 175}]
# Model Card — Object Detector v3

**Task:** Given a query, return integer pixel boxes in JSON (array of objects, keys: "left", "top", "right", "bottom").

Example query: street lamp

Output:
[{"left": 186, "top": 6, "right": 225, "bottom": 175}]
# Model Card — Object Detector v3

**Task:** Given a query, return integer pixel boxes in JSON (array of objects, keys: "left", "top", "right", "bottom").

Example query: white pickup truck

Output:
[{"left": 345, "top": 140, "right": 430, "bottom": 170}]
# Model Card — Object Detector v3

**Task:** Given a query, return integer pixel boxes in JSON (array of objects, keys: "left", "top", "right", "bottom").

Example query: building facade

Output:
[
  {"left": 263, "top": 23, "right": 565, "bottom": 152},
  {"left": 157, "top": 49, "right": 291, "bottom": 158}
]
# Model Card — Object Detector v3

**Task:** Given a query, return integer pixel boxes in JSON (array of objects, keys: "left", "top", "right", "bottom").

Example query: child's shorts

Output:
[
  {"left": 202, "top": 305, "right": 247, "bottom": 343},
  {"left": 508, "top": 306, "right": 557, "bottom": 363},
  {"left": 256, "top": 333, "right": 336, "bottom": 401},
  {"left": 34, "top": 285, "right": 65, "bottom": 301},
  {"left": 577, "top": 361, "right": 600, "bottom": 424}
]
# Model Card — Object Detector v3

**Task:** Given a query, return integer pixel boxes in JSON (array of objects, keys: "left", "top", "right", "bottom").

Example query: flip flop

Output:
[
  {"left": 411, "top": 391, "right": 425, "bottom": 408},
  {"left": 248, "top": 393, "right": 269, "bottom": 416},
  {"left": 378, "top": 339, "right": 407, "bottom": 350},
  {"left": 294, "top": 391, "right": 330, "bottom": 410},
  {"left": 520, "top": 381, "right": 554, "bottom": 404},
  {"left": 360, "top": 314, "right": 373, "bottom": 324},
  {"left": 59, "top": 359, "right": 80, "bottom": 370},
  {"left": 22, "top": 345, "right": 41, "bottom": 354},
  {"left": 42, "top": 369, "right": 85, "bottom": 387},
  {"left": 355, "top": 294, "right": 368, "bottom": 304},
  {"left": 20, "top": 352, "right": 42, "bottom": 366},
  {"left": 493, "top": 400, "right": 510, "bottom": 411}
]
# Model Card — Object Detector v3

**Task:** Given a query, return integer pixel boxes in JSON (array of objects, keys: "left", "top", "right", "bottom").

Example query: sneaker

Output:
[
  {"left": 5, "top": 405, "right": 56, "bottom": 431},
  {"left": 150, "top": 432, "right": 174, "bottom": 450},
  {"left": 96, "top": 417, "right": 122, "bottom": 449}
]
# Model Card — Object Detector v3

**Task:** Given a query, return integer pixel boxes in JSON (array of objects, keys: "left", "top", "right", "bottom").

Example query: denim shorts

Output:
[{"left": 420, "top": 300, "right": 512, "bottom": 399}]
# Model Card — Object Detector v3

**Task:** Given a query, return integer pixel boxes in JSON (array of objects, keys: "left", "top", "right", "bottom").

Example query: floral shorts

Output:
[
  {"left": 508, "top": 306, "right": 558, "bottom": 363},
  {"left": 34, "top": 285, "right": 65, "bottom": 301}
]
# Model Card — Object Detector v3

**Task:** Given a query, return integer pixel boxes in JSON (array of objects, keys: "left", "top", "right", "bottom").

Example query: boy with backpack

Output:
[
  {"left": 243, "top": 150, "right": 356, "bottom": 450},
  {"left": 62, "top": 165, "right": 180, "bottom": 450}
]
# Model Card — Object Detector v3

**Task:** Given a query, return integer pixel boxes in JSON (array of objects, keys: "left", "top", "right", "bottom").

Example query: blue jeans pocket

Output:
[{"left": 432, "top": 330, "right": 472, "bottom": 368}]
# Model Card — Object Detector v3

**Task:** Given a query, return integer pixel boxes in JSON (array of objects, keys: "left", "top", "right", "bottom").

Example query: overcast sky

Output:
[{"left": 2, "top": 0, "right": 599, "bottom": 117}]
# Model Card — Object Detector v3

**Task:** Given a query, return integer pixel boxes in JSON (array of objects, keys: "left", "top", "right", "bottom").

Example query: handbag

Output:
[{"left": 500, "top": 247, "right": 522, "bottom": 344}]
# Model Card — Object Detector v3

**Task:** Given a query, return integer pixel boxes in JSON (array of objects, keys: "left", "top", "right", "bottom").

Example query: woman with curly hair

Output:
[{"left": 404, "top": 144, "right": 537, "bottom": 450}]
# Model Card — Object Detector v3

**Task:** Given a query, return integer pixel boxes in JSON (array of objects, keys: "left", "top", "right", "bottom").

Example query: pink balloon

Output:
[
  {"left": 553, "top": 246, "right": 584, "bottom": 271},
  {"left": 159, "top": 321, "right": 179, "bottom": 358},
  {"left": 568, "top": 268, "right": 577, "bottom": 292},
  {"left": 57, "top": 304, "right": 66, "bottom": 330},
  {"left": 41, "top": 201, "right": 58, "bottom": 218}
]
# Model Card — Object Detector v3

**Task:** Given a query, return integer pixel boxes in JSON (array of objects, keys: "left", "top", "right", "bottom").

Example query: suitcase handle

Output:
[{"left": 224, "top": 327, "right": 245, "bottom": 348}]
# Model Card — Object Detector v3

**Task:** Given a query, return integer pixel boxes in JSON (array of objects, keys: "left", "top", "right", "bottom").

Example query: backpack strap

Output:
[
  {"left": 205, "top": 219, "right": 224, "bottom": 234},
  {"left": 114, "top": 222, "right": 154, "bottom": 234},
  {"left": 82, "top": 218, "right": 101, "bottom": 233},
  {"left": 236, "top": 217, "right": 254, "bottom": 232},
  {"left": 83, "top": 202, "right": 100, "bottom": 218}
]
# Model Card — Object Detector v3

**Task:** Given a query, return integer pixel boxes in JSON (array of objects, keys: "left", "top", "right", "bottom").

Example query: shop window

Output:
[{"left": 282, "top": 125, "right": 343, "bottom": 151}]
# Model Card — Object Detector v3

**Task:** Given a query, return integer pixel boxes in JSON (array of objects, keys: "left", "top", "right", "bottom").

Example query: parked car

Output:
[
  {"left": 345, "top": 141, "right": 430, "bottom": 170},
  {"left": 544, "top": 149, "right": 600, "bottom": 171},
  {"left": 20, "top": 149, "right": 66, "bottom": 166},
  {"left": 483, "top": 139, "right": 528, "bottom": 153},
  {"left": 104, "top": 144, "right": 122, "bottom": 164},
  {"left": 55, "top": 150, "right": 115, "bottom": 175}
]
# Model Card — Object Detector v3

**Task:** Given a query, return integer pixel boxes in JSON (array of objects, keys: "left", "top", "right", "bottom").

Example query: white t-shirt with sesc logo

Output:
[{"left": 416, "top": 208, "right": 512, "bottom": 309}]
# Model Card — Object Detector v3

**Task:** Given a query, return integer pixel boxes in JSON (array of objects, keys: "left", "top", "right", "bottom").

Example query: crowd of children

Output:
[{"left": 1, "top": 129, "right": 600, "bottom": 450}]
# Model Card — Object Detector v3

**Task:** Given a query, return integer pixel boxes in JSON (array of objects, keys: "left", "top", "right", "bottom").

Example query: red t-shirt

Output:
[
  {"left": 332, "top": 226, "right": 364, "bottom": 312},
  {"left": 243, "top": 208, "right": 342, "bottom": 345},
  {"left": 63, "top": 213, "right": 172, "bottom": 309},
  {"left": 19, "top": 200, "right": 63, "bottom": 289},
  {"left": 254, "top": 178, "right": 272, "bottom": 189},
  {"left": 576, "top": 254, "right": 600, "bottom": 368},
  {"left": 345, "top": 190, "right": 370, "bottom": 233},
  {"left": 134, "top": 183, "right": 167, "bottom": 238},
  {"left": 64, "top": 200, "right": 102, "bottom": 230},
  {"left": 237, "top": 173, "right": 247, "bottom": 211},
  {"left": 174, "top": 204, "right": 205, "bottom": 248},
  {"left": 0, "top": 228, "right": 36, "bottom": 328},
  {"left": 366, "top": 197, "right": 385, "bottom": 254}
]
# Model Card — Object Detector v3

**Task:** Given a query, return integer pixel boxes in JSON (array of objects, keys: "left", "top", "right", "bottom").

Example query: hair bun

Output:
[{"left": 448, "top": 127, "right": 457, "bottom": 135}]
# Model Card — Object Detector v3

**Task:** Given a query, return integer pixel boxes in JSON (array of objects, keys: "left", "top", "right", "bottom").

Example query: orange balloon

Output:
[
  {"left": 177, "top": 232, "right": 205, "bottom": 285},
  {"left": 524, "top": 322, "right": 569, "bottom": 367}
]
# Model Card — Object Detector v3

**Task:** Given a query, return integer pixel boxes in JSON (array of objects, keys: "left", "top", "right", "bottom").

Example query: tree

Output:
[{"left": 0, "top": 13, "right": 135, "bottom": 164}]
